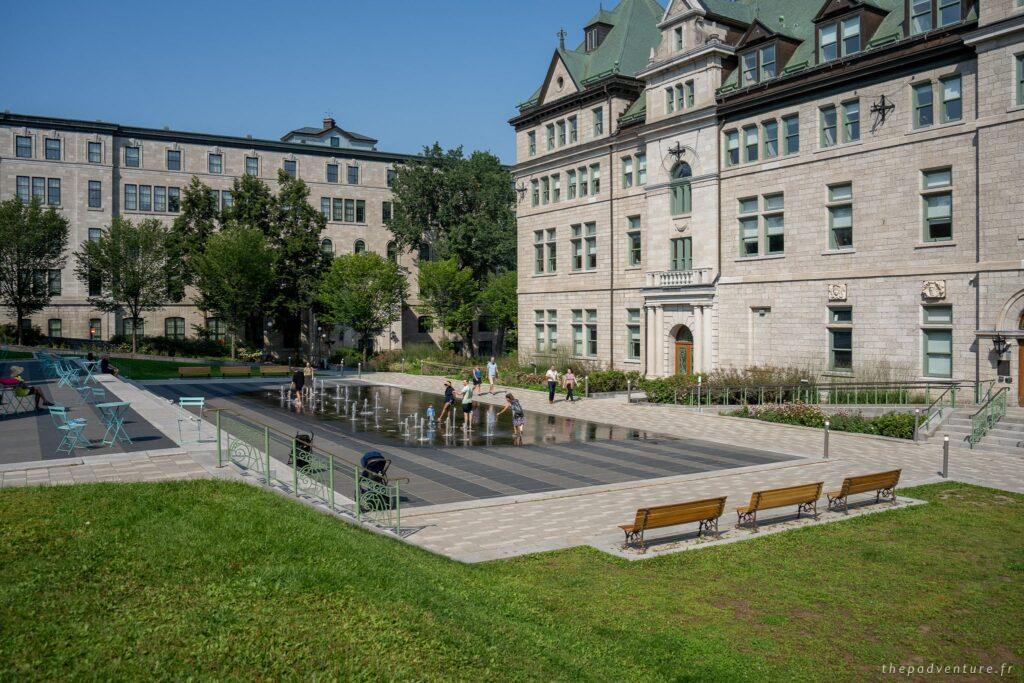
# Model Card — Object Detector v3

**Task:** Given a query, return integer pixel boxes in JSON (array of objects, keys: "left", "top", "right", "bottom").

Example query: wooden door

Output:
[
  {"left": 675, "top": 342, "right": 693, "bottom": 376},
  {"left": 1018, "top": 341, "right": 1024, "bottom": 406}
]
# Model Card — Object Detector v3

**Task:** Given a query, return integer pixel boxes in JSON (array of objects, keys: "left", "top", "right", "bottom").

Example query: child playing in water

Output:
[{"left": 426, "top": 404, "right": 436, "bottom": 424}]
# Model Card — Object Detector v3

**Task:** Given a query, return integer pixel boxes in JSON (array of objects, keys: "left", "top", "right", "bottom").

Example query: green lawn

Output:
[
  {"left": 111, "top": 357, "right": 260, "bottom": 380},
  {"left": 0, "top": 350, "right": 33, "bottom": 360},
  {"left": 1, "top": 481, "right": 1021, "bottom": 681}
]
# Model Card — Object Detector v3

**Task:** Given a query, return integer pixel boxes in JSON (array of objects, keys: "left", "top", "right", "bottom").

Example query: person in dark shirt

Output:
[
  {"left": 291, "top": 368, "right": 305, "bottom": 404},
  {"left": 437, "top": 380, "right": 455, "bottom": 425}
]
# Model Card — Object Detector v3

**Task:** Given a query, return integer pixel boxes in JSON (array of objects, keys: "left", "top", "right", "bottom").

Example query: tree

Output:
[
  {"left": 318, "top": 252, "right": 408, "bottom": 357},
  {"left": 417, "top": 258, "right": 480, "bottom": 356},
  {"left": 74, "top": 217, "right": 172, "bottom": 353},
  {"left": 191, "top": 225, "right": 275, "bottom": 359},
  {"left": 0, "top": 197, "right": 70, "bottom": 344},
  {"left": 387, "top": 144, "right": 515, "bottom": 279},
  {"left": 224, "top": 172, "right": 275, "bottom": 237},
  {"left": 168, "top": 176, "right": 220, "bottom": 299},
  {"left": 479, "top": 271, "right": 517, "bottom": 355}
]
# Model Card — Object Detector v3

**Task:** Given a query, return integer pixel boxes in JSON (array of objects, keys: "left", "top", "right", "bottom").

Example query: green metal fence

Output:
[
  {"left": 215, "top": 410, "right": 403, "bottom": 534},
  {"left": 667, "top": 381, "right": 971, "bottom": 408},
  {"left": 969, "top": 387, "right": 1007, "bottom": 448}
]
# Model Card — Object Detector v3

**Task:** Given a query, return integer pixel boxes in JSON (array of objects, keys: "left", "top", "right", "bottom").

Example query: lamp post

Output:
[
  {"left": 824, "top": 420, "right": 830, "bottom": 460},
  {"left": 993, "top": 334, "right": 1010, "bottom": 358}
]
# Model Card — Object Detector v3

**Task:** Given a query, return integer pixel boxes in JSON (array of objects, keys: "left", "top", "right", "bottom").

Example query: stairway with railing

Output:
[{"left": 969, "top": 387, "right": 1008, "bottom": 448}]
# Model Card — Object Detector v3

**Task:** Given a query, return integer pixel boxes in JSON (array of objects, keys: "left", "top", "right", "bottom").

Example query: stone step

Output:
[
  {"left": 944, "top": 415, "right": 1024, "bottom": 429},
  {"left": 939, "top": 423, "right": 1024, "bottom": 440},
  {"left": 941, "top": 432, "right": 1024, "bottom": 450},
  {"left": 946, "top": 440, "right": 1024, "bottom": 456}
]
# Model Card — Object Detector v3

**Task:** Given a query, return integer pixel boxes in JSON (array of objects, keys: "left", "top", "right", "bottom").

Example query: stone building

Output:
[
  {"left": 511, "top": 0, "right": 1024, "bottom": 400},
  {"left": 0, "top": 112, "right": 447, "bottom": 355}
]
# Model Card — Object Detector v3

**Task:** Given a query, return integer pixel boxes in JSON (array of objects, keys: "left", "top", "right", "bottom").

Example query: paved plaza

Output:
[{"left": 2, "top": 367, "right": 1023, "bottom": 562}]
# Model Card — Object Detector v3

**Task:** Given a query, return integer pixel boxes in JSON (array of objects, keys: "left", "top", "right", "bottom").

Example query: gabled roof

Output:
[
  {"left": 518, "top": 0, "right": 665, "bottom": 110},
  {"left": 281, "top": 122, "right": 377, "bottom": 144}
]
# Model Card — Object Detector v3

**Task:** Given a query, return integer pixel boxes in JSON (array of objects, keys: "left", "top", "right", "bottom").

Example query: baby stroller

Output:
[
  {"left": 358, "top": 451, "right": 393, "bottom": 511},
  {"left": 292, "top": 433, "right": 314, "bottom": 470}
]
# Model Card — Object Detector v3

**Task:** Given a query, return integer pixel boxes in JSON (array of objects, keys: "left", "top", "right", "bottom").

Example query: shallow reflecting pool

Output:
[{"left": 244, "top": 383, "right": 661, "bottom": 448}]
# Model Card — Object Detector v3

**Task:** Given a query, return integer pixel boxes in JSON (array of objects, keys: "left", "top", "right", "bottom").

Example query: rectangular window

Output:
[
  {"left": 764, "top": 193, "right": 785, "bottom": 254},
  {"left": 914, "top": 82, "right": 934, "bottom": 128},
  {"left": 541, "top": 177, "right": 550, "bottom": 205},
  {"left": 154, "top": 186, "right": 167, "bottom": 212},
  {"left": 88, "top": 180, "right": 102, "bottom": 208},
  {"left": 531, "top": 179, "right": 539, "bottom": 207},
  {"left": 166, "top": 149, "right": 181, "bottom": 171},
  {"left": 584, "top": 223, "right": 597, "bottom": 270},
  {"left": 566, "top": 170, "right": 577, "bottom": 199},
  {"left": 743, "top": 125, "right": 759, "bottom": 162},
  {"left": 46, "top": 178, "right": 60, "bottom": 206},
  {"left": 940, "top": 75, "right": 962, "bottom": 122},
  {"left": 139, "top": 185, "right": 151, "bottom": 212},
  {"left": 922, "top": 168, "right": 953, "bottom": 241},
  {"left": 535, "top": 311, "right": 546, "bottom": 352},
  {"left": 783, "top": 114, "right": 800, "bottom": 154},
  {"left": 45, "top": 138, "right": 61, "bottom": 160},
  {"left": 283, "top": 159, "right": 296, "bottom": 178},
  {"left": 16, "top": 135, "right": 32, "bottom": 158},
  {"left": 208, "top": 153, "right": 223, "bottom": 174},
  {"left": 739, "top": 196, "right": 759, "bottom": 257},
  {"left": 16, "top": 176, "right": 29, "bottom": 203},
  {"left": 820, "top": 105, "right": 838, "bottom": 147},
  {"left": 685, "top": 81, "right": 695, "bottom": 108},
  {"left": 841, "top": 16, "right": 861, "bottom": 55},
  {"left": 760, "top": 44, "right": 776, "bottom": 80},
  {"left": 382, "top": 201, "right": 393, "bottom": 221},
  {"left": 557, "top": 120, "right": 566, "bottom": 146},
  {"left": 571, "top": 225, "right": 583, "bottom": 271},
  {"left": 534, "top": 231, "right": 545, "bottom": 274},
  {"left": 165, "top": 317, "right": 186, "bottom": 341},
  {"left": 911, "top": 0, "right": 932, "bottom": 34},
  {"left": 125, "top": 146, "right": 140, "bottom": 167},
  {"left": 321, "top": 197, "right": 331, "bottom": 218},
  {"left": 586, "top": 309, "right": 598, "bottom": 357},
  {"left": 168, "top": 187, "right": 180, "bottom": 212},
  {"left": 387, "top": 169, "right": 397, "bottom": 187},
  {"left": 627, "top": 309, "right": 641, "bottom": 360},
  {"left": 528, "top": 131, "right": 536, "bottom": 156},
  {"left": 222, "top": 190, "right": 233, "bottom": 210},
  {"left": 48, "top": 319, "right": 62, "bottom": 339},
  {"left": 552, "top": 174, "right": 561, "bottom": 203},
  {"left": 923, "top": 329, "right": 953, "bottom": 377},
  {"left": 627, "top": 216, "right": 642, "bottom": 266},
  {"left": 355, "top": 200, "right": 366, "bottom": 223},
  {"left": 347, "top": 165, "right": 359, "bottom": 184},
  {"left": 726, "top": 130, "right": 740, "bottom": 166},
  {"left": 568, "top": 116, "right": 578, "bottom": 143},
  {"left": 327, "top": 164, "right": 339, "bottom": 183},
  {"left": 245, "top": 156, "right": 259, "bottom": 176},
  {"left": 89, "top": 319, "right": 102, "bottom": 340},
  {"left": 122, "top": 318, "right": 145, "bottom": 338},
  {"left": 579, "top": 166, "right": 588, "bottom": 197},
  {"left": 675, "top": 84, "right": 685, "bottom": 111},
  {"left": 819, "top": 23, "right": 838, "bottom": 62},
  {"left": 842, "top": 100, "right": 860, "bottom": 142},
  {"left": 47, "top": 270, "right": 61, "bottom": 295},
  {"left": 938, "top": 0, "right": 960, "bottom": 27},
  {"left": 593, "top": 108, "right": 604, "bottom": 136},
  {"left": 88, "top": 141, "right": 102, "bottom": 164},
  {"left": 208, "top": 190, "right": 220, "bottom": 210},
  {"left": 671, "top": 178, "right": 691, "bottom": 216},
  {"left": 332, "top": 198, "right": 344, "bottom": 221},
  {"left": 828, "top": 183, "right": 854, "bottom": 249},
  {"left": 674, "top": 26, "right": 683, "bottom": 51},
  {"left": 572, "top": 310, "right": 584, "bottom": 356},
  {"left": 125, "top": 184, "right": 137, "bottom": 211},
  {"left": 763, "top": 120, "right": 778, "bottom": 158},
  {"left": 666, "top": 87, "right": 676, "bottom": 114},
  {"left": 344, "top": 198, "right": 356, "bottom": 223},
  {"left": 590, "top": 164, "right": 600, "bottom": 195},
  {"left": 829, "top": 308, "right": 853, "bottom": 371},
  {"left": 670, "top": 237, "right": 692, "bottom": 271},
  {"left": 32, "top": 177, "right": 45, "bottom": 202},
  {"left": 546, "top": 124, "right": 555, "bottom": 150},
  {"left": 1018, "top": 55, "right": 1024, "bottom": 106},
  {"left": 622, "top": 157, "right": 633, "bottom": 188},
  {"left": 637, "top": 153, "right": 647, "bottom": 185},
  {"left": 742, "top": 51, "right": 758, "bottom": 86}
]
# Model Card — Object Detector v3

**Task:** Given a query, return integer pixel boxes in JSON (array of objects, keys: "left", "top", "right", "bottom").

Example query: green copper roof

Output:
[{"left": 618, "top": 91, "right": 648, "bottom": 125}]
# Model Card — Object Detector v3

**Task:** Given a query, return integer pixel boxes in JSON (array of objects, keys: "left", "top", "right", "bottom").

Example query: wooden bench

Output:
[
  {"left": 259, "top": 365, "right": 290, "bottom": 376},
  {"left": 619, "top": 496, "right": 727, "bottom": 551},
  {"left": 827, "top": 469, "right": 901, "bottom": 513},
  {"left": 736, "top": 482, "right": 823, "bottom": 532},
  {"left": 219, "top": 366, "right": 252, "bottom": 378},
  {"left": 178, "top": 366, "right": 212, "bottom": 378}
]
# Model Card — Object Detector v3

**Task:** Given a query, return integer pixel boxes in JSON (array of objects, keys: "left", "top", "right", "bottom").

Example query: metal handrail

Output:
[
  {"left": 969, "top": 387, "right": 1008, "bottom": 447},
  {"left": 918, "top": 384, "right": 959, "bottom": 435}
]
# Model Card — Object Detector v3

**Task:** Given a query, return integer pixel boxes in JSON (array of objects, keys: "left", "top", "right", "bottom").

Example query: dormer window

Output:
[
  {"left": 584, "top": 21, "right": 611, "bottom": 52},
  {"left": 740, "top": 43, "right": 776, "bottom": 86},
  {"left": 674, "top": 26, "right": 684, "bottom": 51},
  {"left": 330, "top": 136, "right": 340, "bottom": 147},
  {"left": 586, "top": 28, "right": 598, "bottom": 51},
  {"left": 910, "top": 0, "right": 961, "bottom": 36},
  {"left": 819, "top": 16, "right": 860, "bottom": 63}
]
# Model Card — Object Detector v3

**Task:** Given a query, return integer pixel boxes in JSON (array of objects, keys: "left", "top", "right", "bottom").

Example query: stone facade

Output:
[
  {"left": 0, "top": 113, "right": 447, "bottom": 355},
  {"left": 512, "top": 0, "right": 1024, "bottom": 401}
]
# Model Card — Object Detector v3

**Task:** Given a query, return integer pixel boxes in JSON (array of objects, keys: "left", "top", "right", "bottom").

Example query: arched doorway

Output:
[
  {"left": 1018, "top": 313, "right": 1024, "bottom": 406},
  {"left": 674, "top": 325, "right": 693, "bottom": 376}
]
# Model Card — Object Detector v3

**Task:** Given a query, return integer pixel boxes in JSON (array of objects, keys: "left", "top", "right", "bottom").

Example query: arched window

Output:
[
  {"left": 670, "top": 162, "right": 692, "bottom": 216},
  {"left": 164, "top": 316, "right": 185, "bottom": 340},
  {"left": 320, "top": 238, "right": 333, "bottom": 254},
  {"left": 354, "top": 239, "right": 366, "bottom": 254},
  {"left": 386, "top": 241, "right": 398, "bottom": 263}
]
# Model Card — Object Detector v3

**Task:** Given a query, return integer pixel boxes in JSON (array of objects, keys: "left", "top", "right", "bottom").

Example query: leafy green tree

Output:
[
  {"left": 191, "top": 225, "right": 276, "bottom": 359},
  {"left": 74, "top": 217, "right": 172, "bottom": 353},
  {"left": 479, "top": 271, "right": 518, "bottom": 354},
  {"left": 168, "top": 176, "right": 219, "bottom": 298},
  {"left": 224, "top": 173, "right": 275, "bottom": 237},
  {"left": 0, "top": 197, "right": 70, "bottom": 344},
  {"left": 387, "top": 144, "right": 515, "bottom": 279},
  {"left": 417, "top": 258, "right": 480, "bottom": 356},
  {"left": 318, "top": 251, "right": 408, "bottom": 357}
]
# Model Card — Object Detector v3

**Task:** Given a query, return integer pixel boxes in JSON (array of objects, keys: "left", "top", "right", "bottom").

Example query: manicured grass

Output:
[
  {"left": 1, "top": 481, "right": 1021, "bottom": 680},
  {"left": 0, "top": 350, "right": 34, "bottom": 360},
  {"left": 111, "top": 357, "right": 258, "bottom": 380}
]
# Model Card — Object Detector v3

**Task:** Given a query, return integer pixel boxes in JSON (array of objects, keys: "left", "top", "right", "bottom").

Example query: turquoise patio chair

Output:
[
  {"left": 177, "top": 397, "right": 205, "bottom": 444},
  {"left": 48, "top": 405, "right": 89, "bottom": 454}
]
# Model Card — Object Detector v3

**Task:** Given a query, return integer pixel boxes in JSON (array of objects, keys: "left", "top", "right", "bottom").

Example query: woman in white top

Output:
[{"left": 545, "top": 365, "right": 559, "bottom": 404}]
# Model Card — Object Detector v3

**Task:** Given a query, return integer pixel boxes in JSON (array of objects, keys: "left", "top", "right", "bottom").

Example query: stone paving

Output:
[{"left": 2, "top": 369, "right": 1023, "bottom": 563}]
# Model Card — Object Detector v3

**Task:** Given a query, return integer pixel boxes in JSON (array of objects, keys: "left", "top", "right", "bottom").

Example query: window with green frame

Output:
[
  {"left": 827, "top": 183, "right": 854, "bottom": 249},
  {"left": 670, "top": 237, "right": 692, "bottom": 271},
  {"left": 828, "top": 307, "right": 853, "bottom": 372},
  {"left": 725, "top": 130, "right": 740, "bottom": 166},
  {"left": 627, "top": 309, "right": 641, "bottom": 360},
  {"left": 922, "top": 305, "right": 953, "bottom": 378},
  {"left": 670, "top": 162, "right": 692, "bottom": 215},
  {"left": 922, "top": 168, "right": 953, "bottom": 241},
  {"left": 739, "top": 197, "right": 759, "bottom": 257},
  {"left": 763, "top": 193, "right": 785, "bottom": 254},
  {"left": 940, "top": 75, "right": 962, "bottom": 122},
  {"left": 820, "top": 105, "right": 838, "bottom": 147},
  {"left": 627, "top": 216, "right": 642, "bottom": 266},
  {"left": 743, "top": 125, "right": 759, "bottom": 162},
  {"left": 913, "top": 81, "right": 934, "bottom": 128},
  {"left": 164, "top": 316, "right": 185, "bottom": 340},
  {"left": 1017, "top": 54, "right": 1024, "bottom": 106},
  {"left": 783, "top": 114, "right": 800, "bottom": 154},
  {"left": 842, "top": 100, "right": 860, "bottom": 142},
  {"left": 763, "top": 120, "right": 779, "bottom": 158}
]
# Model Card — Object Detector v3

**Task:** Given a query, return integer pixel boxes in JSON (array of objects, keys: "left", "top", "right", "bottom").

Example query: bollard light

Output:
[
  {"left": 942, "top": 436, "right": 950, "bottom": 478},
  {"left": 824, "top": 420, "right": 831, "bottom": 460}
]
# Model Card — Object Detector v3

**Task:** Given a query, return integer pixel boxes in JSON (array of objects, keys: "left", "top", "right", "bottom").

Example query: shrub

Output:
[
  {"left": 871, "top": 411, "right": 917, "bottom": 439},
  {"left": 329, "top": 346, "right": 364, "bottom": 367},
  {"left": 728, "top": 404, "right": 917, "bottom": 439},
  {"left": 109, "top": 334, "right": 228, "bottom": 358}
]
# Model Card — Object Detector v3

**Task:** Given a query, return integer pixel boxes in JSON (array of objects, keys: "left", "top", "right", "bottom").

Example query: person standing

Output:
[
  {"left": 438, "top": 380, "right": 456, "bottom": 425},
  {"left": 496, "top": 392, "right": 526, "bottom": 444},
  {"left": 486, "top": 357, "right": 498, "bottom": 395},
  {"left": 291, "top": 366, "right": 305, "bottom": 405},
  {"left": 563, "top": 367, "right": 577, "bottom": 402},
  {"left": 471, "top": 366, "right": 483, "bottom": 392},
  {"left": 545, "top": 365, "right": 559, "bottom": 404},
  {"left": 303, "top": 361, "right": 315, "bottom": 400},
  {"left": 460, "top": 378, "right": 474, "bottom": 432}
]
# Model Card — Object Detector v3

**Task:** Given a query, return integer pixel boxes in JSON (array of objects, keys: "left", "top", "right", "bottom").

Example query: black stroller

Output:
[
  {"left": 292, "top": 433, "right": 314, "bottom": 470},
  {"left": 358, "top": 451, "right": 393, "bottom": 511}
]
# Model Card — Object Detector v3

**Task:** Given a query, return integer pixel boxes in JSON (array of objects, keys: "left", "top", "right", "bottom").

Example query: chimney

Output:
[{"left": 322, "top": 116, "right": 335, "bottom": 130}]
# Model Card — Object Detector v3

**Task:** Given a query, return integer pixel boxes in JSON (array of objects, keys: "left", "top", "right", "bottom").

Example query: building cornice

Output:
[
  {"left": 0, "top": 112, "right": 420, "bottom": 163},
  {"left": 963, "top": 13, "right": 1024, "bottom": 45},
  {"left": 508, "top": 76, "right": 645, "bottom": 129},
  {"left": 635, "top": 41, "right": 734, "bottom": 79}
]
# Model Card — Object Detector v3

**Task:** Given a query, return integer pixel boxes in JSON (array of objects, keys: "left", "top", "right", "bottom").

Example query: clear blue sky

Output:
[{"left": 0, "top": 0, "right": 624, "bottom": 163}]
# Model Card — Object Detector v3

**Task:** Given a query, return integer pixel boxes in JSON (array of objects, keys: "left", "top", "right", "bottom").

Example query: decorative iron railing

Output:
[
  {"left": 665, "top": 381, "right": 974, "bottom": 408},
  {"left": 215, "top": 410, "right": 404, "bottom": 534},
  {"left": 969, "top": 387, "right": 1007, "bottom": 448}
]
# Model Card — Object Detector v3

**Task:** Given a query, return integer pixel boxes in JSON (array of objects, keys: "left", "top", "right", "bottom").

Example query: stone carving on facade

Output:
[
  {"left": 921, "top": 280, "right": 946, "bottom": 300},
  {"left": 827, "top": 283, "right": 848, "bottom": 301}
]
